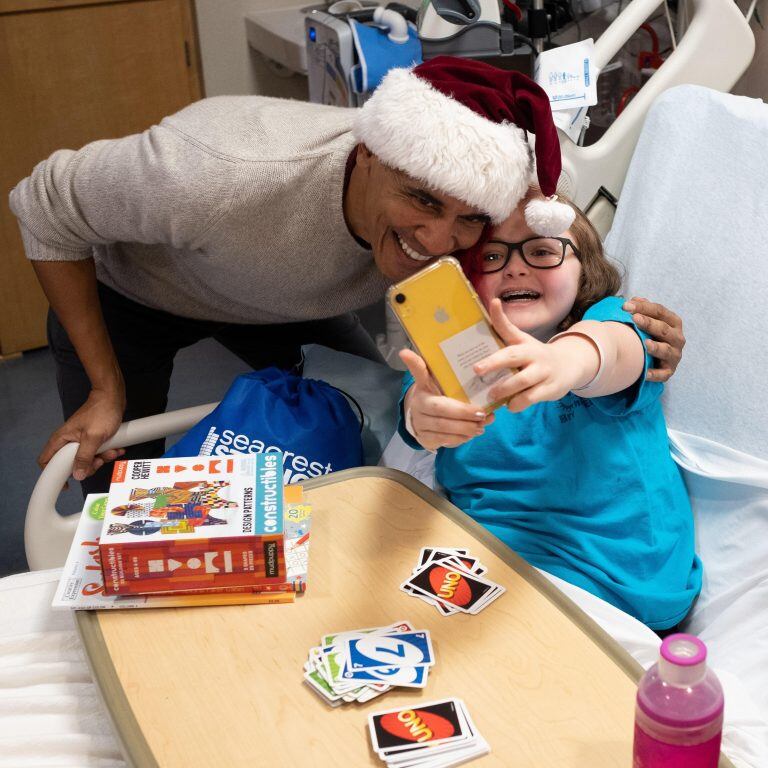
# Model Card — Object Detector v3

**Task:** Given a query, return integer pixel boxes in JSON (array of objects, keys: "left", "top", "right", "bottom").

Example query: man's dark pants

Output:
[{"left": 48, "top": 282, "right": 383, "bottom": 495}]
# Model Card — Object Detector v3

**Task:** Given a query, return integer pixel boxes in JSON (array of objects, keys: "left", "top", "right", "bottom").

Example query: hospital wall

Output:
[{"left": 194, "top": 0, "right": 309, "bottom": 99}]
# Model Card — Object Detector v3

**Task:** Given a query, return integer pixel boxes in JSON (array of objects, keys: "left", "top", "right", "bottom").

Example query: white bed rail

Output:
[
  {"left": 24, "top": 402, "right": 218, "bottom": 571},
  {"left": 559, "top": 0, "right": 754, "bottom": 212}
]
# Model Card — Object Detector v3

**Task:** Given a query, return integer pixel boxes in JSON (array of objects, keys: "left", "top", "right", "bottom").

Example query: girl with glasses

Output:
[{"left": 398, "top": 190, "right": 701, "bottom": 633}]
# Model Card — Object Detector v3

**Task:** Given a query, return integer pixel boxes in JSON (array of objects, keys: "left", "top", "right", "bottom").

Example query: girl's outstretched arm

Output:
[
  {"left": 549, "top": 318, "right": 645, "bottom": 398},
  {"left": 473, "top": 299, "right": 645, "bottom": 412}
]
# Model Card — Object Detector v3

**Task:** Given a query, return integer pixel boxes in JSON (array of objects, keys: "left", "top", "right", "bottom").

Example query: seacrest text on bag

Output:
[{"left": 200, "top": 426, "right": 333, "bottom": 484}]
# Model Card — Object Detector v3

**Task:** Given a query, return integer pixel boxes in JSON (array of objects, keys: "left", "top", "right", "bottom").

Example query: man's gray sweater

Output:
[{"left": 9, "top": 96, "right": 391, "bottom": 324}]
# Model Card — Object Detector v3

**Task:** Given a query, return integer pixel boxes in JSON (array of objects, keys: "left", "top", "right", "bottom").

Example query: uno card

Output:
[
  {"left": 368, "top": 699, "right": 469, "bottom": 754},
  {"left": 418, "top": 547, "right": 469, "bottom": 567},
  {"left": 343, "top": 663, "right": 430, "bottom": 687},
  {"left": 319, "top": 644, "right": 357, "bottom": 692},
  {"left": 402, "top": 562, "right": 501, "bottom": 613},
  {"left": 321, "top": 620, "right": 413, "bottom": 647},
  {"left": 321, "top": 621, "right": 413, "bottom": 692},
  {"left": 430, "top": 554, "right": 488, "bottom": 578},
  {"left": 422, "top": 550, "right": 486, "bottom": 576},
  {"left": 305, "top": 621, "right": 438, "bottom": 709},
  {"left": 303, "top": 671, "right": 343, "bottom": 706},
  {"left": 321, "top": 646, "right": 392, "bottom": 696},
  {"left": 387, "top": 739, "right": 490, "bottom": 768},
  {"left": 401, "top": 581, "right": 460, "bottom": 616},
  {"left": 378, "top": 700, "right": 486, "bottom": 767},
  {"left": 345, "top": 630, "right": 434, "bottom": 670}
]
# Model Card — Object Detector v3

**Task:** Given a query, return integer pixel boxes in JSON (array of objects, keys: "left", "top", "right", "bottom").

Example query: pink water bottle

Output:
[{"left": 633, "top": 633, "right": 724, "bottom": 768}]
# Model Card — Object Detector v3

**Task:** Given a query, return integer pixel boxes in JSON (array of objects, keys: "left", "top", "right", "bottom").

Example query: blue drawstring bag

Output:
[{"left": 164, "top": 368, "right": 364, "bottom": 484}]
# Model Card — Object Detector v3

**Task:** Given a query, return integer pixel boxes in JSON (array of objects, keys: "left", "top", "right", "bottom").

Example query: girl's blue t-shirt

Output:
[{"left": 399, "top": 296, "right": 702, "bottom": 629}]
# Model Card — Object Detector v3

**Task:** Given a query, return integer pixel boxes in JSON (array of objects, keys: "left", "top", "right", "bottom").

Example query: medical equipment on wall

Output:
[
  {"left": 416, "top": 0, "right": 511, "bottom": 58},
  {"left": 418, "top": 0, "right": 589, "bottom": 58},
  {"left": 305, "top": 0, "right": 563, "bottom": 107},
  {"left": 306, "top": 2, "right": 421, "bottom": 107},
  {"left": 305, "top": 6, "right": 359, "bottom": 106}
]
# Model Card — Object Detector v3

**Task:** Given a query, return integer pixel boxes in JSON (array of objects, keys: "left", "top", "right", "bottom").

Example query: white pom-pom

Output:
[{"left": 524, "top": 196, "right": 576, "bottom": 237}]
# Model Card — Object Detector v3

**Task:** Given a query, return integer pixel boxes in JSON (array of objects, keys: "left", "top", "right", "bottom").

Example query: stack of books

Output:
[{"left": 53, "top": 451, "right": 312, "bottom": 610}]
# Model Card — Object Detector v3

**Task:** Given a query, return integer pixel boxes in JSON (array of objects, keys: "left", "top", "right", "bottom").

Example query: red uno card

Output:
[
  {"left": 403, "top": 562, "right": 498, "bottom": 613},
  {"left": 368, "top": 699, "right": 467, "bottom": 753}
]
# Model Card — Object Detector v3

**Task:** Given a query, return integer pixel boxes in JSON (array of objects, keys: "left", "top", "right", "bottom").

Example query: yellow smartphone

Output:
[{"left": 387, "top": 257, "right": 509, "bottom": 411}]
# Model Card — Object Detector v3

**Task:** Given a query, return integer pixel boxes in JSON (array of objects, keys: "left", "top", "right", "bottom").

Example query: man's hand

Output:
[
  {"left": 623, "top": 297, "right": 685, "bottom": 383},
  {"left": 400, "top": 349, "right": 492, "bottom": 451},
  {"left": 38, "top": 388, "right": 126, "bottom": 481}
]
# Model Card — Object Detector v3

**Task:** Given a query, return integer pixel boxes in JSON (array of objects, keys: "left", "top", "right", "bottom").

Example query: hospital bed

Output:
[{"left": 8, "top": 0, "right": 768, "bottom": 766}]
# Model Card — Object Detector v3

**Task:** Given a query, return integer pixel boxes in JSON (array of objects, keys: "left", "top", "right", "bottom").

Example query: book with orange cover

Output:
[
  {"left": 52, "top": 494, "right": 294, "bottom": 610},
  {"left": 99, "top": 453, "right": 285, "bottom": 596}
]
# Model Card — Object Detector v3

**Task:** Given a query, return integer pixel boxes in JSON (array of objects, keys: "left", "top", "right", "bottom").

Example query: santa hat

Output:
[{"left": 353, "top": 56, "right": 574, "bottom": 236}]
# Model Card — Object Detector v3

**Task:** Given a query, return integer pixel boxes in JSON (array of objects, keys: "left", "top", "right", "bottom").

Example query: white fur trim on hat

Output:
[
  {"left": 524, "top": 196, "right": 575, "bottom": 237},
  {"left": 353, "top": 67, "right": 532, "bottom": 223}
]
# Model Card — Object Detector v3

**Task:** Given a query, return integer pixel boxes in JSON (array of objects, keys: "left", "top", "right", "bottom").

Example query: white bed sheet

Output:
[
  {"left": 0, "top": 570, "right": 125, "bottom": 768},
  {"left": 669, "top": 431, "right": 768, "bottom": 723}
]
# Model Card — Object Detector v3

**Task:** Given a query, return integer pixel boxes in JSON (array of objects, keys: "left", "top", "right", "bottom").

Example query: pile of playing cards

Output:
[
  {"left": 304, "top": 621, "right": 435, "bottom": 706},
  {"left": 401, "top": 547, "right": 505, "bottom": 616},
  {"left": 369, "top": 698, "right": 489, "bottom": 767}
]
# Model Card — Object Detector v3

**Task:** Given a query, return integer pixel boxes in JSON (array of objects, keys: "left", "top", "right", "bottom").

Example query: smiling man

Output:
[
  {"left": 9, "top": 56, "right": 685, "bottom": 493},
  {"left": 344, "top": 148, "right": 490, "bottom": 278}
]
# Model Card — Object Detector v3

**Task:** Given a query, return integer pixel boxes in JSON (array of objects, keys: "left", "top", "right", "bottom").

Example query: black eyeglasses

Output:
[{"left": 475, "top": 237, "right": 581, "bottom": 273}]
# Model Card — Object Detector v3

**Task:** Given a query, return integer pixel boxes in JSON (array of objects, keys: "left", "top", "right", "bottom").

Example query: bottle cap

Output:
[{"left": 659, "top": 633, "right": 707, "bottom": 687}]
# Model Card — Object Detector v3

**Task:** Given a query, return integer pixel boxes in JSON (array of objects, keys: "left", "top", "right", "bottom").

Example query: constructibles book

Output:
[
  {"left": 52, "top": 494, "right": 294, "bottom": 610},
  {"left": 99, "top": 453, "right": 285, "bottom": 596},
  {"left": 282, "top": 483, "right": 311, "bottom": 594}
]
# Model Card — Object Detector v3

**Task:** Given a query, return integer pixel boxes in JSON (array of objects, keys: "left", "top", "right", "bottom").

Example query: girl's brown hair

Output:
[{"left": 459, "top": 191, "right": 622, "bottom": 332}]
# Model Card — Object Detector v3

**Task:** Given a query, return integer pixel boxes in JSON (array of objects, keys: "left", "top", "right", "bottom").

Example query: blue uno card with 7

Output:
[
  {"left": 343, "top": 663, "right": 429, "bottom": 686},
  {"left": 346, "top": 631, "right": 434, "bottom": 670}
]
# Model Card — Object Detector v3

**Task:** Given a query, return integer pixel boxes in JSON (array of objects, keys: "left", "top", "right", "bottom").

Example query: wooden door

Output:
[{"left": 0, "top": 0, "right": 203, "bottom": 355}]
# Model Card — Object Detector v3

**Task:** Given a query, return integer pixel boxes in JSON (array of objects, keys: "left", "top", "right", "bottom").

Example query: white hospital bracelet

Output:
[{"left": 548, "top": 330, "right": 605, "bottom": 392}]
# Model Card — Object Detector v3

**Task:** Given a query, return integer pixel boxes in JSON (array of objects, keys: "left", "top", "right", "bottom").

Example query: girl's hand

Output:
[
  {"left": 400, "top": 349, "right": 493, "bottom": 451},
  {"left": 473, "top": 299, "right": 595, "bottom": 413}
]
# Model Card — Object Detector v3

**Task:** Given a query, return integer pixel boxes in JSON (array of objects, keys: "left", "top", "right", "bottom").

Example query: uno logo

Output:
[
  {"left": 437, "top": 571, "right": 461, "bottom": 599},
  {"left": 380, "top": 708, "right": 456, "bottom": 744},
  {"left": 429, "top": 567, "right": 472, "bottom": 606}
]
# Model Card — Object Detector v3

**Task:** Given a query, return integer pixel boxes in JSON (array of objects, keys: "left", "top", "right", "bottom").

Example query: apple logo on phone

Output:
[{"left": 434, "top": 307, "right": 450, "bottom": 323}]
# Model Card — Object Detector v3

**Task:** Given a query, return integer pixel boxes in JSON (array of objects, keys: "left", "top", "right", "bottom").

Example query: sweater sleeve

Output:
[
  {"left": 8, "top": 121, "right": 241, "bottom": 262},
  {"left": 397, "top": 372, "right": 425, "bottom": 450}
]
